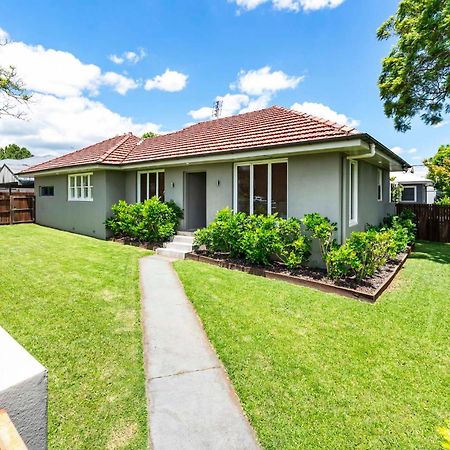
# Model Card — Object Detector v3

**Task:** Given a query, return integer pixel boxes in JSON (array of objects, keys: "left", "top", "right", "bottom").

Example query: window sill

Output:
[
  {"left": 349, "top": 220, "right": 358, "bottom": 227},
  {"left": 68, "top": 198, "right": 93, "bottom": 202}
]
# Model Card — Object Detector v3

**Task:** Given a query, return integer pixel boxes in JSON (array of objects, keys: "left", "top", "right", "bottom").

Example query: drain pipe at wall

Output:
[{"left": 346, "top": 142, "right": 376, "bottom": 161}]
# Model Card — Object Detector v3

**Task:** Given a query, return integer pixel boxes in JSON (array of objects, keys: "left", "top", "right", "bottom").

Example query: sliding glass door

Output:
[{"left": 234, "top": 160, "right": 288, "bottom": 218}]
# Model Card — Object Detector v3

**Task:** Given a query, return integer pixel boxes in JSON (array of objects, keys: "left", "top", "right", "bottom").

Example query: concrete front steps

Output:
[{"left": 155, "top": 231, "right": 195, "bottom": 259}]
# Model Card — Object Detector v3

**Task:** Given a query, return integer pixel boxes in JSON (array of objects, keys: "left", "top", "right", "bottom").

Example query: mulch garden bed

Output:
[
  {"left": 185, "top": 248, "right": 412, "bottom": 303},
  {"left": 108, "top": 237, "right": 161, "bottom": 251}
]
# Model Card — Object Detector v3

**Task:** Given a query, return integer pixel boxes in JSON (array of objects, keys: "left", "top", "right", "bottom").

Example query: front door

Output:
[{"left": 185, "top": 172, "right": 206, "bottom": 230}]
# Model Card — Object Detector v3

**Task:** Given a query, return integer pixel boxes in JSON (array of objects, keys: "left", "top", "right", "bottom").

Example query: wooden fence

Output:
[
  {"left": 396, "top": 203, "right": 450, "bottom": 243},
  {"left": 0, "top": 193, "right": 35, "bottom": 225}
]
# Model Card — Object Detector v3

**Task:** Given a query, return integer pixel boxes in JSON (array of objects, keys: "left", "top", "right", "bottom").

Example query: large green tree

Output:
[
  {"left": 142, "top": 131, "right": 159, "bottom": 139},
  {"left": 424, "top": 144, "right": 450, "bottom": 200},
  {"left": 0, "top": 143, "right": 33, "bottom": 159},
  {"left": 377, "top": 0, "right": 450, "bottom": 131}
]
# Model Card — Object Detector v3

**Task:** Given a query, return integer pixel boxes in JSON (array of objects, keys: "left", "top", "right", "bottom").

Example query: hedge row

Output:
[{"left": 194, "top": 208, "right": 416, "bottom": 279}]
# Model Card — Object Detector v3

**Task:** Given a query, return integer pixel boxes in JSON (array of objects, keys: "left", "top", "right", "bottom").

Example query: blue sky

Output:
[{"left": 0, "top": 0, "right": 448, "bottom": 167}]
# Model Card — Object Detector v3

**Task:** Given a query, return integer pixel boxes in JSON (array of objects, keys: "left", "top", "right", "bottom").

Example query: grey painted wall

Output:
[
  {"left": 343, "top": 159, "right": 393, "bottom": 240},
  {"left": 35, "top": 170, "right": 127, "bottom": 239}
]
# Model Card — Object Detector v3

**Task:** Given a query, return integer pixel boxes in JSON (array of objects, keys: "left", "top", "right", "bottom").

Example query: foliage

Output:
[
  {"left": 302, "top": 213, "right": 337, "bottom": 271},
  {"left": 436, "top": 196, "right": 450, "bottom": 205},
  {"left": 326, "top": 244, "right": 361, "bottom": 279},
  {"left": 377, "top": 0, "right": 450, "bottom": 131},
  {"left": 194, "top": 208, "right": 247, "bottom": 257},
  {"left": 105, "top": 197, "right": 181, "bottom": 242},
  {"left": 194, "top": 209, "right": 310, "bottom": 268},
  {"left": 142, "top": 131, "right": 159, "bottom": 139},
  {"left": 0, "top": 39, "right": 32, "bottom": 119},
  {"left": 0, "top": 143, "right": 32, "bottom": 159},
  {"left": 382, "top": 209, "right": 417, "bottom": 245},
  {"left": 390, "top": 176, "right": 404, "bottom": 203},
  {"left": 438, "top": 421, "right": 450, "bottom": 450},
  {"left": 424, "top": 144, "right": 450, "bottom": 198},
  {"left": 174, "top": 241, "right": 450, "bottom": 449},
  {"left": 165, "top": 199, "right": 184, "bottom": 221},
  {"left": 276, "top": 218, "right": 311, "bottom": 269}
]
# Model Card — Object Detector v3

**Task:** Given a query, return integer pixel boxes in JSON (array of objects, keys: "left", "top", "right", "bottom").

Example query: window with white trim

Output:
[
  {"left": 234, "top": 160, "right": 287, "bottom": 218},
  {"left": 401, "top": 185, "right": 416, "bottom": 202},
  {"left": 68, "top": 173, "right": 93, "bottom": 201},
  {"left": 349, "top": 160, "right": 358, "bottom": 226},
  {"left": 137, "top": 170, "right": 165, "bottom": 202},
  {"left": 377, "top": 168, "right": 383, "bottom": 201}
]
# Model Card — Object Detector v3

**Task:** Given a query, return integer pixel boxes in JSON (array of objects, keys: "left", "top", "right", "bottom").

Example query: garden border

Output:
[{"left": 185, "top": 248, "right": 412, "bottom": 303}]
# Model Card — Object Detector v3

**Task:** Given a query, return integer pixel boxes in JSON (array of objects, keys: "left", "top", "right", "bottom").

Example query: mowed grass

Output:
[
  {"left": 174, "top": 241, "right": 450, "bottom": 449},
  {"left": 0, "top": 225, "right": 150, "bottom": 449}
]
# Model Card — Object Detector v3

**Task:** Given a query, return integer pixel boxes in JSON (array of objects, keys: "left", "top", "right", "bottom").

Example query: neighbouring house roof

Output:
[
  {"left": 391, "top": 170, "right": 433, "bottom": 186},
  {"left": 21, "top": 106, "right": 410, "bottom": 174}
]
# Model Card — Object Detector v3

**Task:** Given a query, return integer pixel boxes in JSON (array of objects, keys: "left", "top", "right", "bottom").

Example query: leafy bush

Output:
[
  {"left": 302, "top": 213, "right": 337, "bottom": 271},
  {"left": 105, "top": 197, "right": 181, "bottom": 242},
  {"left": 194, "top": 209, "right": 311, "bottom": 268},
  {"left": 436, "top": 196, "right": 450, "bottom": 205},
  {"left": 194, "top": 208, "right": 247, "bottom": 257}
]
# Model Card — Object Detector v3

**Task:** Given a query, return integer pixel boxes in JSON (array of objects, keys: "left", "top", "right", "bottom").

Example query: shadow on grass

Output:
[{"left": 410, "top": 241, "right": 450, "bottom": 265}]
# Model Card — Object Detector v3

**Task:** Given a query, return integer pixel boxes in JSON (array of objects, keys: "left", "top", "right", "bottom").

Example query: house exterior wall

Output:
[
  {"left": 35, "top": 170, "right": 126, "bottom": 239},
  {"left": 343, "top": 159, "right": 393, "bottom": 239}
]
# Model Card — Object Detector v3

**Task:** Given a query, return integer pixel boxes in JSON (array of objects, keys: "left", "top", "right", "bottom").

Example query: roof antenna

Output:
[{"left": 212, "top": 100, "right": 223, "bottom": 119}]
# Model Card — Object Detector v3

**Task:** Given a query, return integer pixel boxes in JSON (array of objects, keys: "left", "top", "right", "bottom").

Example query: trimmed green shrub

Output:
[
  {"left": 194, "top": 208, "right": 247, "bottom": 257},
  {"left": 326, "top": 244, "right": 361, "bottom": 279},
  {"left": 302, "top": 213, "right": 337, "bottom": 271},
  {"left": 105, "top": 197, "right": 181, "bottom": 242},
  {"left": 194, "top": 209, "right": 311, "bottom": 268}
]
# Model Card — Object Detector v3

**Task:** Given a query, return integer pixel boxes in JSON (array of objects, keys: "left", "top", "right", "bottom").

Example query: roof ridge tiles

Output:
[{"left": 98, "top": 133, "right": 135, "bottom": 163}]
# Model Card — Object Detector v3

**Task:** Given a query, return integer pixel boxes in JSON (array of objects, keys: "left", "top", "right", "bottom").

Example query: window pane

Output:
[
  {"left": 70, "top": 187, "right": 75, "bottom": 198},
  {"left": 140, "top": 173, "right": 147, "bottom": 202},
  {"left": 350, "top": 163, "right": 355, "bottom": 220},
  {"left": 271, "top": 162, "right": 287, "bottom": 218},
  {"left": 83, "top": 187, "right": 89, "bottom": 198},
  {"left": 158, "top": 172, "right": 165, "bottom": 201},
  {"left": 76, "top": 186, "right": 82, "bottom": 198},
  {"left": 253, "top": 164, "right": 268, "bottom": 215},
  {"left": 149, "top": 172, "right": 157, "bottom": 197},
  {"left": 402, "top": 187, "right": 415, "bottom": 202},
  {"left": 69, "top": 176, "right": 75, "bottom": 188},
  {"left": 237, "top": 165, "right": 250, "bottom": 214}
]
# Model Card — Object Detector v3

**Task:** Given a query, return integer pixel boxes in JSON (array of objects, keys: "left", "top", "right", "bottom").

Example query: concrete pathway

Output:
[{"left": 139, "top": 255, "right": 260, "bottom": 450}]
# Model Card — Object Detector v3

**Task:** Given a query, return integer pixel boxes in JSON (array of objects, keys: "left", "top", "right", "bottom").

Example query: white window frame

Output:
[
  {"left": 68, "top": 173, "right": 93, "bottom": 202},
  {"left": 377, "top": 168, "right": 383, "bottom": 202},
  {"left": 348, "top": 160, "right": 358, "bottom": 227},
  {"left": 233, "top": 159, "right": 288, "bottom": 217},
  {"left": 401, "top": 185, "right": 417, "bottom": 203},
  {"left": 136, "top": 170, "right": 165, "bottom": 202}
]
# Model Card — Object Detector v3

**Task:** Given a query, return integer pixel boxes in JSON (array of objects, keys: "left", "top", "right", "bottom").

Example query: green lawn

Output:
[
  {"left": 0, "top": 225, "right": 149, "bottom": 449},
  {"left": 174, "top": 241, "right": 450, "bottom": 449}
]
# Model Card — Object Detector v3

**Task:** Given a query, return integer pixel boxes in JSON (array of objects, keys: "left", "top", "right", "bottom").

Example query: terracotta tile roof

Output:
[{"left": 22, "top": 106, "right": 362, "bottom": 174}]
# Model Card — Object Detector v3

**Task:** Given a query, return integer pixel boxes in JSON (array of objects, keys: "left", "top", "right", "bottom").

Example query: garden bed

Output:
[
  {"left": 109, "top": 236, "right": 161, "bottom": 250},
  {"left": 185, "top": 248, "right": 412, "bottom": 302}
]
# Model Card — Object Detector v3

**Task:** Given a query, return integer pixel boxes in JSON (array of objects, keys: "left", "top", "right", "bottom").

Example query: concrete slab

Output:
[{"left": 140, "top": 255, "right": 260, "bottom": 450}]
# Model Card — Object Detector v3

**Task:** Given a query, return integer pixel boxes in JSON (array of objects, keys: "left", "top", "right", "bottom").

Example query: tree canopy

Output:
[
  {"left": 142, "top": 131, "right": 159, "bottom": 139},
  {"left": 424, "top": 144, "right": 450, "bottom": 201},
  {"left": 377, "top": 0, "right": 450, "bottom": 131},
  {"left": 0, "top": 143, "right": 33, "bottom": 160}
]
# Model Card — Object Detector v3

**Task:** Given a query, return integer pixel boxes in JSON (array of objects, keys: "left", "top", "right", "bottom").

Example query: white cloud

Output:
[
  {"left": 390, "top": 147, "right": 419, "bottom": 156},
  {"left": 102, "top": 72, "right": 138, "bottom": 95},
  {"left": 0, "top": 27, "right": 9, "bottom": 42},
  {"left": 145, "top": 69, "right": 188, "bottom": 92},
  {"left": 235, "top": 66, "right": 303, "bottom": 96},
  {"left": 188, "top": 106, "right": 213, "bottom": 120},
  {"left": 109, "top": 48, "right": 146, "bottom": 65},
  {"left": 0, "top": 40, "right": 139, "bottom": 97},
  {"left": 109, "top": 54, "right": 124, "bottom": 64},
  {"left": 0, "top": 93, "right": 161, "bottom": 156},
  {"left": 290, "top": 101, "right": 359, "bottom": 127},
  {"left": 433, "top": 120, "right": 448, "bottom": 128},
  {"left": 230, "top": 0, "right": 344, "bottom": 12},
  {"left": 239, "top": 94, "right": 271, "bottom": 113},
  {"left": 219, "top": 93, "right": 250, "bottom": 116}
]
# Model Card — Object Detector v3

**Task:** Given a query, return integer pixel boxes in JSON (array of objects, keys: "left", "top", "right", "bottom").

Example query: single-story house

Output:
[
  {"left": 391, "top": 170, "right": 435, "bottom": 204},
  {"left": 22, "top": 106, "right": 410, "bottom": 246}
]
